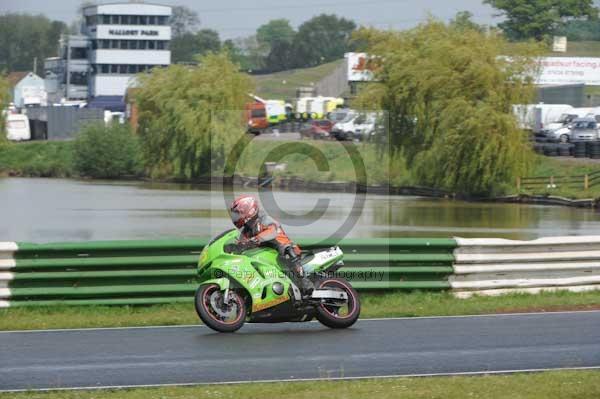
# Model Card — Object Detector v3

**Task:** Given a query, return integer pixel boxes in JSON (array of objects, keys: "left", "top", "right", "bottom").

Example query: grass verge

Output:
[
  {"left": 0, "top": 141, "right": 74, "bottom": 178},
  {"left": 518, "top": 155, "right": 600, "bottom": 199},
  {"left": 253, "top": 60, "right": 344, "bottom": 100},
  {"left": 2, "top": 370, "right": 599, "bottom": 398},
  {"left": 1, "top": 290, "right": 600, "bottom": 331}
]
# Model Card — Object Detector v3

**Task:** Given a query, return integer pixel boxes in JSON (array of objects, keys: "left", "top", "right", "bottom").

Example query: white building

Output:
[
  {"left": 45, "top": 2, "right": 172, "bottom": 110},
  {"left": 9, "top": 72, "right": 47, "bottom": 109}
]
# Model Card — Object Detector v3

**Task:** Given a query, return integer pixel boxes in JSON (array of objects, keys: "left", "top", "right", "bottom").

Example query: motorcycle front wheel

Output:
[
  {"left": 315, "top": 277, "right": 360, "bottom": 329},
  {"left": 195, "top": 283, "right": 246, "bottom": 333}
]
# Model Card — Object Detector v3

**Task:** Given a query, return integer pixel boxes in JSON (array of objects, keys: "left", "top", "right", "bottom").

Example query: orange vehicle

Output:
[{"left": 244, "top": 102, "right": 268, "bottom": 134}]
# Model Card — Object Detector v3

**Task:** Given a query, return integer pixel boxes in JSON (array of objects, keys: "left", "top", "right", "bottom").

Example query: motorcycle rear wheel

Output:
[
  {"left": 315, "top": 278, "right": 360, "bottom": 329},
  {"left": 195, "top": 284, "right": 246, "bottom": 333}
]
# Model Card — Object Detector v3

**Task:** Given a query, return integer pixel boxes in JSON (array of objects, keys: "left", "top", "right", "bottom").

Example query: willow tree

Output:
[
  {"left": 354, "top": 21, "right": 542, "bottom": 195},
  {"left": 135, "top": 52, "right": 254, "bottom": 179}
]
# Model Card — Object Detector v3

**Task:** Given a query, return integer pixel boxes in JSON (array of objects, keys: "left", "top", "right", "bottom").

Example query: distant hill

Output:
[{"left": 252, "top": 60, "right": 344, "bottom": 100}]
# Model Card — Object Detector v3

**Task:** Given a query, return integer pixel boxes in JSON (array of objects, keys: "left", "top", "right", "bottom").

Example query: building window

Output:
[
  {"left": 70, "top": 47, "right": 87, "bottom": 59},
  {"left": 148, "top": 16, "right": 156, "bottom": 25},
  {"left": 120, "top": 40, "right": 128, "bottom": 49},
  {"left": 128, "top": 40, "right": 138, "bottom": 50},
  {"left": 101, "top": 15, "right": 110, "bottom": 24},
  {"left": 121, "top": 15, "right": 130, "bottom": 25},
  {"left": 101, "top": 65, "right": 109, "bottom": 74},
  {"left": 158, "top": 16, "right": 168, "bottom": 25},
  {"left": 70, "top": 72, "right": 88, "bottom": 85},
  {"left": 148, "top": 40, "right": 155, "bottom": 50},
  {"left": 111, "top": 15, "right": 120, "bottom": 24},
  {"left": 139, "top": 16, "right": 147, "bottom": 25}
]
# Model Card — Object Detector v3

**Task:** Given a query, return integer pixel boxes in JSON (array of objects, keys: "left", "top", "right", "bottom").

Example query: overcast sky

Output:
[{"left": 0, "top": 0, "right": 502, "bottom": 39}]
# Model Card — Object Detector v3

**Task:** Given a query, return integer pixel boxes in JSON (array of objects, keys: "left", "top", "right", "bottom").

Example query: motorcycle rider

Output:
[{"left": 227, "top": 195, "right": 314, "bottom": 295}]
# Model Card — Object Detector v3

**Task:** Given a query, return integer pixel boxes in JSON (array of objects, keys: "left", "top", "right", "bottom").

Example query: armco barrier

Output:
[
  {"left": 0, "top": 238, "right": 455, "bottom": 307},
  {"left": 451, "top": 236, "right": 600, "bottom": 298}
]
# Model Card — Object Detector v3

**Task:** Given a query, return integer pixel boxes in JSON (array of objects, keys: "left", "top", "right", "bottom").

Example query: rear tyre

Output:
[
  {"left": 195, "top": 284, "right": 246, "bottom": 333},
  {"left": 315, "top": 278, "right": 360, "bottom": 329}
]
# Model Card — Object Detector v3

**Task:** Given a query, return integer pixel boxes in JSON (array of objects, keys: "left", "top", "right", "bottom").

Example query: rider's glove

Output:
[{"left": 224, "top": 238, "right": 258, "bottom": 254}]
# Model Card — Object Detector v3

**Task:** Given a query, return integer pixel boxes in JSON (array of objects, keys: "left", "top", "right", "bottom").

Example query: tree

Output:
[
  {"left": 485, "top": 0, "right": 598, "bottom": 41},
  {"left": 170, "top": 5, "right": 200, "bottom": 37},
  {"left": 450, "top": 11, "right": 485, "bottom": 33},
  {"left": 171, "top": 29, "right": 221, "bottom": 63},
  {"left": 256, "top": 19, "right": 297, "bottom": 71},
  {"left": 135, "top": 52, "right": 254, "bottom": 179},
  {"left": 354, "top": 21, "right": 541, "bottom": 195},
  {"left": 0, "top": 13, "right": 67, "bottom": 73},
  {"left": 73, "top": 123, "right": 142, "bottom": 178},
  {"left": 233, "top": 35, "right": 268, "bottom": 72},
  {"left": 257, "top": 19, "right": 296, "bottom": 49},
  {"left": 292, "top": 14, "right": 356, "bottom": 68}
]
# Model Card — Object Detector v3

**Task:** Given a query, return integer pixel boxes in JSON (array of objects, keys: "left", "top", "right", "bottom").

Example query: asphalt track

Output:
[{"left": 1, "top": 311, "right": 599, "bottom": 392}]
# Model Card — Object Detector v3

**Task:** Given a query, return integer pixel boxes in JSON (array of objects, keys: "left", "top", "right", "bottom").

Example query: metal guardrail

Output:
[{"left": 0, "top": 238, "right": 456, "bottom": 307}]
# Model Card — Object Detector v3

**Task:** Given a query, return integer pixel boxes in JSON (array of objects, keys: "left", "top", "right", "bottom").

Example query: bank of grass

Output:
[
  {"left": 517, "top": 155, "right": 600, "bottom": 199},
  {"left": 1, "top": 290, "right": 600, "bottom": 331},
  {"left": 253, "top": 60, "right": 344, "bottom": 100},
  {"left": 0, "top": 141, "right": 75, "bottom": 177},
  {"left": 2, "top": 370, "right": 599, "bottom": 399},
  {"left": 0, "top": 138, "right": 409, "bottom": 186}
]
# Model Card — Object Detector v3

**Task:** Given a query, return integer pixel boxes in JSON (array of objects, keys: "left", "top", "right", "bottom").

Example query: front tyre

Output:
[
  {"left": 315, "top": 278, "right": 360, "bottom": 329},
  {"left": 195, "top": 284, "right": 246, "bottom": 333}
]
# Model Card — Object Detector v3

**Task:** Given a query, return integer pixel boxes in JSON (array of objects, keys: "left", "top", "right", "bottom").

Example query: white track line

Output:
[
  {"left": 1, "top": 310, "right": 600, "bottom": 334},
  {"left": 2, "top": 366, "right": 600, "bottom": 393}
]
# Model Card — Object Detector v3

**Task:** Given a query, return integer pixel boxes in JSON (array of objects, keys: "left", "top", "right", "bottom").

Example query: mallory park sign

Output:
[{"left": 108, "top": 29, "right": 159, "bottom": 36}]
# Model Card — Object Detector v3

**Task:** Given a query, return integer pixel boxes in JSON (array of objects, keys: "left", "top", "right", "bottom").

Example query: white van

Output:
[
  {"left": 533, "top": 104, "right": 573, "bottom": 133},
  {"left": 5, "top": 114, "right": 31, "bottom": 141}
]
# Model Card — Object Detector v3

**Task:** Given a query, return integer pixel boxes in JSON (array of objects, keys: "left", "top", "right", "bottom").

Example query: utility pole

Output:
[{"left": 33, "top": 57, "right": 37, "bottom": 75}]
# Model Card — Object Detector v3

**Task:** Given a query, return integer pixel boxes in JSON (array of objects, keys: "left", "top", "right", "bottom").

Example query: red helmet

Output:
[{"left": 229, "top": 195, "right": 259, "bottom": 228}]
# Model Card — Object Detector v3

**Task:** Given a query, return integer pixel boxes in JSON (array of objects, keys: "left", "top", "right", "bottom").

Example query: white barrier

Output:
[
  {"left": 451, "top": 236, "right": 600, "bottom": 297},
  {"left": 0, "top": 242, "right": 17, "bottom": 270}
]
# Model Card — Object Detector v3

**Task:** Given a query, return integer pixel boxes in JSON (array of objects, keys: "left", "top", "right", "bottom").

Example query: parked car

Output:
[
  {"left": 5, "top": 113, "right": 31, "bottom": 141},
  {"left": 331, "top": 111, "right": 357, "bottom": 141},
  {"left": 570, "top": 118, "right": 600, "bottom": 141},
  {"left": 352, "top": 113, "right": 378, "bottom": 141},
  {"left": 543, "top": 108, "right": 595, "bottom": 135},
  {"left": 300, "top": 120, "right": 333, "bottom": 139}
]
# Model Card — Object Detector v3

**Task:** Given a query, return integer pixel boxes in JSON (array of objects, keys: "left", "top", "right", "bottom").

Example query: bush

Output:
[{"left": 73, "top": 123, "right": 142, "bottom": 178}]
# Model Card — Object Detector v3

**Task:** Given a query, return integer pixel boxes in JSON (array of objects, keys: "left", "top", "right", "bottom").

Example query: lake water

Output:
[{"left": 1, "top": 178, "right": 599, "bottom": 243}]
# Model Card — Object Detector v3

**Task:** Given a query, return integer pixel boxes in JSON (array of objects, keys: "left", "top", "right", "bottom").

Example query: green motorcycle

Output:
[{"left": 195, "top": 229, "right": 361, "bottom": 332}]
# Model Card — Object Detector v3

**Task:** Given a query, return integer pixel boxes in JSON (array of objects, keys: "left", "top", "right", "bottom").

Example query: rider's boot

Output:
[{"left": 292, "top": 262, "right": 314, "bottom": 297}]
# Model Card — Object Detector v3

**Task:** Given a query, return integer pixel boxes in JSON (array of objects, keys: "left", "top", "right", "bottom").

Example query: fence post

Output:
[
  {"left": 516, "top": 177, "right": 521, "bottom": 191},
  {"left": 585, "top": 174, "right": 589, "bottom": 190},
  {"left": 550, "top": 176, "right": 554, "bottom": 187}
]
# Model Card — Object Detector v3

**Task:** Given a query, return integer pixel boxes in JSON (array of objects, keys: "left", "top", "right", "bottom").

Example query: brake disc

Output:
[{"left": 209, "top": 291, "right": 238, "bottom": 318}]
